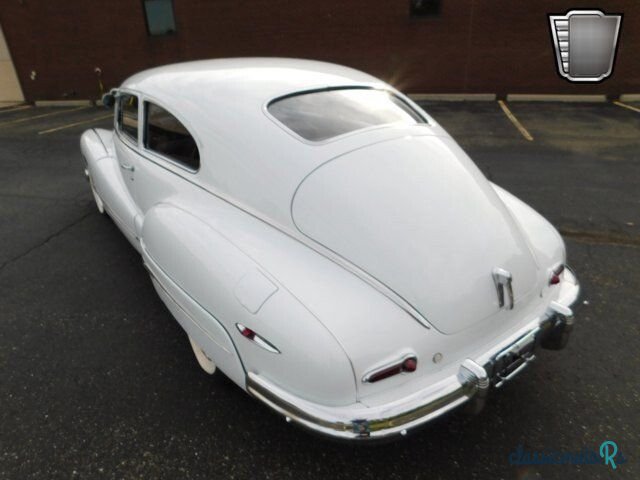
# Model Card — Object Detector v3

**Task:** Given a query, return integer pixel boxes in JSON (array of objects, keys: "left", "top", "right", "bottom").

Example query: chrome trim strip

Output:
[
  {"left": 246, "top": 363, "right": 482, "bottom": 440},
  {"left": 495, "top": 328, "right": 538, "bottom": 362}
]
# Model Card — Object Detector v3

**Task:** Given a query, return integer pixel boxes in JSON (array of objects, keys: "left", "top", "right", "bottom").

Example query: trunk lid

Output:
[{"left": 292, "top": 135, "right": 540, "bottom": 334}]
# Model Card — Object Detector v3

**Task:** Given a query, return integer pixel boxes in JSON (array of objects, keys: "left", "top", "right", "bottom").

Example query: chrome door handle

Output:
[
  {"left": 492, "top": 267, "right": 514, "bottom": 310},
  {"left": 119, "top": 163, "right": 135, "bottom": 172}
]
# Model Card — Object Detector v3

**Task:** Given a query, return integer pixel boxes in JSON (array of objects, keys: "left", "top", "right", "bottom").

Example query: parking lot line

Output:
[
  {"left": 0, "top": 105, "right": 32, "bottom": 115},
  {"left": 497, "top": 100, "right": 534, "bottom": 141},
  {"left": 613, "top": 100, "right": 640, "bottom": 114},
  {"left": 0, "top": 106, "right": 90, "bottom": 128},
  {"left": 38, "top": 113, "right": 113, "bottom": 135}
]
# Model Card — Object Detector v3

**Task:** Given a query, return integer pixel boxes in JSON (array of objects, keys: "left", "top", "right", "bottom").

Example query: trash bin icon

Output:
[{"left": 549, "top": 10, "right": 622, "bottom": 82}]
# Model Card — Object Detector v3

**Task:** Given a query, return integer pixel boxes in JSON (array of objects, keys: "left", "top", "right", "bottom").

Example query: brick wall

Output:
[{"left": 0, "top": 0, "right": 638, "bottom": 101}]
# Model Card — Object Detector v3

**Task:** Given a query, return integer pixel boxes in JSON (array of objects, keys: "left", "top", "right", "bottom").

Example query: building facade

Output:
[{"left": 0, "top": 0, "right": 638, "bottom": 102}]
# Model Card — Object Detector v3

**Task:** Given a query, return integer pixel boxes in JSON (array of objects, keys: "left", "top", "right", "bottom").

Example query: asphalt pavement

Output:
[{"left": 1, "top": 100, "right": 638, "bottom": 479}]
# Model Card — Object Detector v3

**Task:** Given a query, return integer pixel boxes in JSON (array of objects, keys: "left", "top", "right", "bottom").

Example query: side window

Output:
[
  {"left": 117, "top": 94, "right": 138, "bottom": 142},
  {"left": 144, "top": 102, "right": 200, "bottom": 170}
]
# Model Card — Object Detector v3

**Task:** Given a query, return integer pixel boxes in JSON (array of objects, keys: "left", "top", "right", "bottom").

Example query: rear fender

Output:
[
  {"left": 140, "top": 203, "right": 357, "bottom": 405},
  {"left": 492, "top": 183, "right": 566, "bottom": 268}
]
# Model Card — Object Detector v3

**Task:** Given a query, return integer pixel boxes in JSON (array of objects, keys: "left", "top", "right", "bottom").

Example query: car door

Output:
[
  {"left": 105, "top": 92, "right": 142, "bottom": 242},
  {"left": 133, "top": 99, "right": 201, "bottom": 214},
  {"left": 133, "top": 100, "right": 245, "bottom": 381}
]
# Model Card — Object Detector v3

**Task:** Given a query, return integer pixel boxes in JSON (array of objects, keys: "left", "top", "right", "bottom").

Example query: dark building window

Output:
[
  {"left": 145, "top": 102, "right": 200, "bottom": 171},
  {"left": 410, "top": 0, "right": 441, "bottom": 17},
  {"left": 143, "top": 0, "right": 177, "bottom": 36}
]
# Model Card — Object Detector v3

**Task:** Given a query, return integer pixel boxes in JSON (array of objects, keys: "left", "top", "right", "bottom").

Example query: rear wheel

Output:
[{"left": 188, "top": 336, "right": 217, "bottom": 374}]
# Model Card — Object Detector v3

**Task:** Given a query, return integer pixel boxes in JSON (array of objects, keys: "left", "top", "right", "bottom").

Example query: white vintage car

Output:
[{"left": 81, "top": 58, "right": 580, "bottom": 440}]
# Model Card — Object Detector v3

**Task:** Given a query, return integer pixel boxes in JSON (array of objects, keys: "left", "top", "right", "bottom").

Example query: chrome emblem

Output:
[
  {"left": 492, "top": 267, "right": 514, "bottom": 310},
  {"left": 549, "top": 10, "right": 622, "bottom": 83}
]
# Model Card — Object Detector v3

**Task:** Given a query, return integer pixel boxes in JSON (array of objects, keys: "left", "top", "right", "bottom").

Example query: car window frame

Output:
[
  {"left": 263, "top": 86, "right": 431, "bottom": 145},
  {"left": 140, "top": 95, "right": 203, "bottom": 174},
  {"left": 115, "top": 90, "right": 141, "bottom": 147}
]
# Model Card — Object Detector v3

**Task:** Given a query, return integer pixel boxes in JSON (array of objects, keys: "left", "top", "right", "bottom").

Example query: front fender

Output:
[
  {"left": 80, "top": 128, "right": 139, "bottom": 246},
  {"left": 80, "top": 128, "right": 113, "bottom": 164}
]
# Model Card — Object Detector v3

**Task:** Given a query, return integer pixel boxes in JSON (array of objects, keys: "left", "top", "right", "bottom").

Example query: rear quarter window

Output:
[{"left": 144, "top": 102, "right": 200, "bottom": 171}]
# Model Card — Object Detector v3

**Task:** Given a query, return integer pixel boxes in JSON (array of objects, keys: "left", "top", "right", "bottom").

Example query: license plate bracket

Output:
[{"left": 491, "top": 328, "right": 539, "bottom": 388}]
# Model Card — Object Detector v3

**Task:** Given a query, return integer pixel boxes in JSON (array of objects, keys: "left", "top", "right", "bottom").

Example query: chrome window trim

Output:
[
  {"left": 115, "top": 91, "right": 140, "bottom": 147},
  {"left": 262, "top": 86, "right": 431, "bottom": 146},
  {"left": 141, "top": 96, "right": 202, "bottom": 174}
]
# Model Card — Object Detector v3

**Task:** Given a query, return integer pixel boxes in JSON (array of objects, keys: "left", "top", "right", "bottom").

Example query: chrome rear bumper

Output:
[{"left": 246, "top": 266, "right": 580, "bottom": 440}]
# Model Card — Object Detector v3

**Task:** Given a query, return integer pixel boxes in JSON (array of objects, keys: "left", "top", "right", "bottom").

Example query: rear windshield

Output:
[{"left": 268, "top": 88, "right": 424, "bottom": 142}]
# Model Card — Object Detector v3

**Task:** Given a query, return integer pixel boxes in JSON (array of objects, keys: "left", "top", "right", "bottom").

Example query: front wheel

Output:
[{"left": 188, "top": 336, "right": 217, "bottom": 374}]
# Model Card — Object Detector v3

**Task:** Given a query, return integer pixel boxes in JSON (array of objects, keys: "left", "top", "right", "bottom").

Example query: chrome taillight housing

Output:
[
  {"left": 236, "top": 323, "right": 280, "bottom": 354},
  {"left": 549, "top": 264, "right": 565, "bottom": 285},
  {"left": 363, "top": 355, "right": 418, "bottom": 383}
]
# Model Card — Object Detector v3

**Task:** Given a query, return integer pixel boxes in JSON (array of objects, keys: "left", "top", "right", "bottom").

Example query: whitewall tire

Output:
[{"left": 188, "top": 336, "right": 217, "bottom": 374}]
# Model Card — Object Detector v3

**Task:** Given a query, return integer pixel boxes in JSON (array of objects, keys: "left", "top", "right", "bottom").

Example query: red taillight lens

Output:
[
  {"left": 240, "top": 326, "right": 256, "bottom": 339},
  {"left": 549, "top": 264, "right": 565, "bottom": 285},
  {"left": 365, "top": 356, "right": 418, "bottom": 383},
  {"left": 402, "top": 357, "right": 418, "bottom": 372},
  {"left": 368, "top": 365, "right": 404, "bottom": 383},
  {"left": 235, "top": 323, "right": 280, "bottom": 354}
]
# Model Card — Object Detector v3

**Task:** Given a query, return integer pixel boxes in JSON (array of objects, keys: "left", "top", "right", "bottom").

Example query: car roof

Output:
[
  {"left": 121, "top": 58, "right": 383, "bottom": 105},
  {"left": 118, "top": 58, "right": 438, "bottom": 230}
]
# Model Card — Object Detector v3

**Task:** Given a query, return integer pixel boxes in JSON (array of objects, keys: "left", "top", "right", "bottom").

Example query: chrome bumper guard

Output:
[{"left": 246, "top": 266, "right": 580, "bottom": 440}]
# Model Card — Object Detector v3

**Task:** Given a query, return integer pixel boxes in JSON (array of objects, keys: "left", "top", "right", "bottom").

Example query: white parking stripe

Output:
[
  {"left": 497, "top": 100, "right": 534, "bottom": 141},
  {"left": 613, "top": 101, "right": 640, "bottom": 114},
  {"left": 0, "top": 106, "right": 90, "bottom": 127},
  {"left": 38, "top": 113, "right": 113, "bottom": 135},
  {"left": 0, "top": 105, "right": 32, "bottom": 115}
]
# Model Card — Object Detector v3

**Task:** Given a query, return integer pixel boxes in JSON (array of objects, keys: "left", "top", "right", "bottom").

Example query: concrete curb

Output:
[
  {"left": 408, "top": 93, "right": 617, "bottom": 102},
  {"left": 34, "top": 100, "right": 94, "bottom": 107},
  {"left": 506, "top": 94, "right": 607, "bottom": 102},
  {"left": 619, "top": 94, "right": 640, "bottom": 102},
  {"left": 409, "top": 93, "right": 496, "bottom": 101},
  {"left": 0, "top": 102, "right": 25, "bottom": 109}
]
